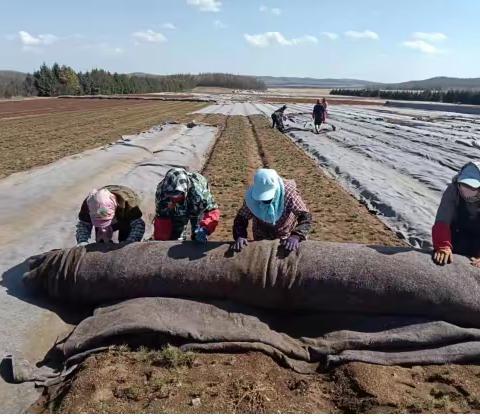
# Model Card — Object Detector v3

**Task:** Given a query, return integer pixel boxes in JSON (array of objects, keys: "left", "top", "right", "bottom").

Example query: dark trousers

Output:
[
  {"left": 271, "top": 114, "right": 284, "bottom": 132},
  {"left": 452, "top": 227, "right": 480, "bottom": 257},
  {"left": 452, "top": 200, "right": 480, "bottom": 257},
  {"left": 114, "top": 221, "right": 131, "bottom": 242},
  {"left": 170, "top": 216, "right": 201, "bottom": 240}
]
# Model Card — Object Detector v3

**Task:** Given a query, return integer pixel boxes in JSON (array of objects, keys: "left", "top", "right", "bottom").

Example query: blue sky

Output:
[{"left": 1, "top": 0, "right": 479, "bottom": 82}]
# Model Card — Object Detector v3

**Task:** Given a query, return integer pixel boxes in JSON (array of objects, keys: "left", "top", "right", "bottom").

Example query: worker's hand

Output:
[
  {"left": 470, "top": 257, "right": 480, "bottom": 268},
  {"left": 194, "top": 226, "right": 208, "bottom": 243},
  {"left": 234, "top": 237, "right": 248, "bottom": 252},
  {"left": 76, "top": 241, "right": 89, "bottom": 247},
  {"left": 282, "top": 235, "right": 301, "bottom": 251},
  {"left": 433, "top": 248, "right": 452, "bottom": 265}
]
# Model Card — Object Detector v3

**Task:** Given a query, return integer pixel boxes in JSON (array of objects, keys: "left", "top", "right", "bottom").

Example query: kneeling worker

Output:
[
  {"left": 233, "top": 168, "right": 312, "bottom": 252},
  {"left": 271, "top": 105, "right": 287, "bottom": 132},
  {"left": 432, "top": 162, "right": 480, "bottom": 267},
  {"left": 76, "top": 185, "right": 145, "bottom": 245},
  {"left": 154, "top": 168, "right": 220, "bottom": 242}
]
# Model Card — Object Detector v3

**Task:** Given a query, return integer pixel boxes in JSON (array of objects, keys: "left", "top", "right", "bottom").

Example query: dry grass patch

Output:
[
  {"left": 202, "top": 115, "right": 263, "bottom": 241},
  {"left": 248, "top": 115, "right": 405, "bottom": 246},
  {"left": 0, "top": 101, "right": 206, "bottom": 178}
]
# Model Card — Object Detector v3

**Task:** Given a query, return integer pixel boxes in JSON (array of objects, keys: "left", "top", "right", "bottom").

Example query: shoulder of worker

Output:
[
  {"left": 103, "top": 185, "right": 143, "bottom": 218},
  {"left": 188, "top": 171, "right": 212, "bottom": 190},
  {"left": 435, "top": 182, "right": 459, "bottom": 223},
  {"left": 283, "top": 179, "right": 298, "bottom": 192},
  {"left": 78, "top": 198, "right": 91, "bottom": 222},
  {"left": 103, "top": 185, "right": 140, "bottom": 204}
]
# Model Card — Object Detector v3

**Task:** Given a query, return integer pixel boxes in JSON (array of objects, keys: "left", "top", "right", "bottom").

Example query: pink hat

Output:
[{"left": 87, "top": 188, "right": 117, "bottom": 228}]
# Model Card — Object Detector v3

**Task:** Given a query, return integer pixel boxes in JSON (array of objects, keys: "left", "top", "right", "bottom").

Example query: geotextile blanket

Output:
[{"left": 20, "top": 240, "right": 480, "bottom": 371}]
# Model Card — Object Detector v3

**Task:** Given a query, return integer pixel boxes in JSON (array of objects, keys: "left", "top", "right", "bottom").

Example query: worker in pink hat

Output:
[
  {"left": 76, "top": 185, "right": 145, "bottom": 245},
  {"left": 232, "top": 168, "right": 312, "bottom": 252}
]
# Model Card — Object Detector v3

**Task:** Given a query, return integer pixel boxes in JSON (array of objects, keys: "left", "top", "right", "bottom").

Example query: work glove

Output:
[
  {"left": 282, "top": 235, "right": 301, "bottom": 251},
  {"left": 194, "top": 226, "right": 208, "bottom": 243},
  {"left": 233, "top": 237, "right": 248, "bottom": 252},
  {"left": 76, "top": 241, "right": 89, "bottom": 247},
  {"left": 433, "top": 248, "right": 452, "bottom": 265}
]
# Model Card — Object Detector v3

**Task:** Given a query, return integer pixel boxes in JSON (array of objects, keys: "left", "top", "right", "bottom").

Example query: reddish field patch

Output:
[{"left": 0, "top": 98, "right": 167, "bottom": 120}]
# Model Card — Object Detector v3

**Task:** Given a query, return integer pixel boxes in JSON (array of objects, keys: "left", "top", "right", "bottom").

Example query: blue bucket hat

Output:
[{"left": 458, "top": 162, "right": 480, "bottom": 189}]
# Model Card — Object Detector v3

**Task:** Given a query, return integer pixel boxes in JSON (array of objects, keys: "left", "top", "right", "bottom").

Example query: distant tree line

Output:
[
  {"left": 330, "top": 88, "right": 480, "bottom": 105},
  {"left": 0, "top": 64, "right": 266, "bottom": 98},
  {"left": 195, "top": 72, "right": 266, "bottom": 90},
  {"left": 0, "top": 72, "right": 35, "bottom": 98}
]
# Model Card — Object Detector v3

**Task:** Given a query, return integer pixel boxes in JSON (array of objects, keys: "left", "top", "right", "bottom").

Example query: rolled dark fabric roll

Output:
[{"left": 23, "top": 240, "right": 480, "bottom": 327}]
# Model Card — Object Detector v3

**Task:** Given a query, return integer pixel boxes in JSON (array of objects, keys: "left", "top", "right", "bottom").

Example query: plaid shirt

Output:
[{"left": 233, "top": 179, "right": 312, "bottom": 241}]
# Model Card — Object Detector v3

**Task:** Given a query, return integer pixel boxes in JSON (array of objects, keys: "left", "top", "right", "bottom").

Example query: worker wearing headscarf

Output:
[
  {"left": 76, "top": 185, "right": 145, "bottom": 245},
  {"left": 432, "top": 161, "right": 480, "bottom": 267},
  {"left": 154, "top": 168, "right": 220, "bottom": 242},
  {"left": 233, "top": 168, "right": 312, "bottom": 251}
]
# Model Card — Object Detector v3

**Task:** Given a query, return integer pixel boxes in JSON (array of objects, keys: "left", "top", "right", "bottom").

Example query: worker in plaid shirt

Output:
[{"left": 233, "top": 168, "right": 312, "bottom": 252}]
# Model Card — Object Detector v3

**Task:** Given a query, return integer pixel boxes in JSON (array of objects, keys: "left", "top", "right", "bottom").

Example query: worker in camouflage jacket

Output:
[
  {"left": 154, "top": 168, "right": 220, "bottom": 242},
  {"left": 76, "top": 185, "right": 145, "bottom": 245}
]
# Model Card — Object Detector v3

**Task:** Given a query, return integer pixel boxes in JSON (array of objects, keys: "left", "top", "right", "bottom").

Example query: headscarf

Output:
[
  {"left": 87, "top": 188, "right": 118, "bottom": 242},
  {"left": 157, "top": 168, "right": 190, "bottom": 197},
  {"left": 245, "top": 169, "right": 285, "bottom": 224}
]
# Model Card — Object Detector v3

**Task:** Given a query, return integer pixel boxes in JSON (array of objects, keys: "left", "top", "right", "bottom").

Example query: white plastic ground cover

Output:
[
  {"left": 196, "top": 101, "right": 480, "bottom": 248},
  {"left": 0, "top": 122, "right": 217, "bottom": 412}
]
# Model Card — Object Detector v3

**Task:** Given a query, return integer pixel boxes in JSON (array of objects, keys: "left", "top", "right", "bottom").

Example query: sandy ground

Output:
[
  {"left": 35, "top": 348, "right": 480, "bottom": 414},
  {"left": 0, "top": 122, "right": 218, "bottom": 412}
]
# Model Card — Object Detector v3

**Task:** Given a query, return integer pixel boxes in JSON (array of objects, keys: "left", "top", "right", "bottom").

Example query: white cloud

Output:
[
  {"left": 18, "top": 30, "right": 58, "bottom": 46},
  {"left": 79, "top": 42, "right": 125, "bottom": 56},
  {"left": 259, "top": 5, "right": 282, "bottom": 15},
  {"left": 402, "top": 39, "right": 441, "bottom": 54},
  {"left": 322, "top": 32, "right": 338, "bottom": 40},
  {"left": 344, "top": 30, "right": 379, "bottom": 40},
  {"left": 402, "top": 32, "right": 446, "bottom": 54},
  {"left": 214, "top": 19, "right": 227, "bottom": 29},
  {"left": 244, "top": 32, "right": 318, "bottom": 47},
  {"left": 187, "top": 0, "right": 221, "bottom": 12},
  {"left": 292, "top": 35, "right": 318, "bottom": 45},
  {"left": 132, "top": 29, "right": 167, "bottom": 44},
  {"left": 162, "top": 22, "right": 176, "bottom": 30},
  {"left": 412, "top": 32, "right": 447, "bottom": 42}
]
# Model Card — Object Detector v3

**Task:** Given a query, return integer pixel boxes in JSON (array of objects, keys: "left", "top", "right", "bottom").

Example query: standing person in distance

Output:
[
  {"left": 321, "top": 97, "right": 336, "bottom": 131},
  {"left": 312, "top": 99, "right": 326, "bottom": 134}
]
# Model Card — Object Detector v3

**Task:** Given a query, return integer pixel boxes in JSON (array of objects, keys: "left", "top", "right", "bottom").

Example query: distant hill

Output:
[
  {"left": 381, "top": 76, "right": 480, "bottom": 91},
  {"left": 260, "top": 75, "right": 480, "bottom": 91},
  {"left": 0, "top": 70, "right": 27, "bottom": 82},
  {"left": 259, "top": 76, "right": 376, "bottom": 88}
]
